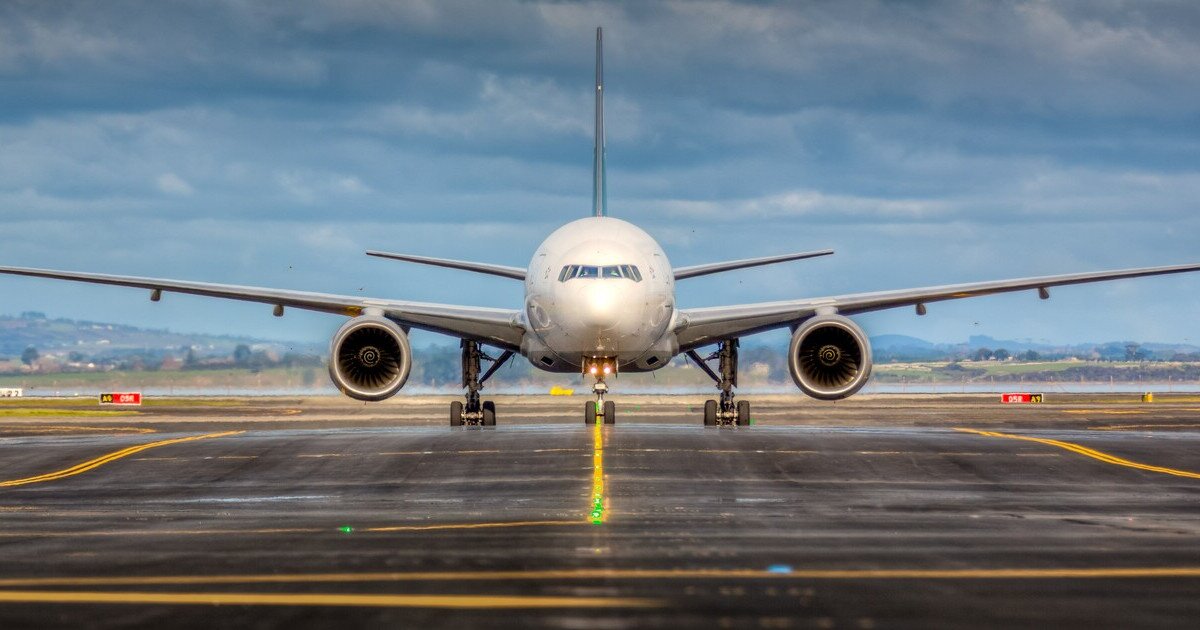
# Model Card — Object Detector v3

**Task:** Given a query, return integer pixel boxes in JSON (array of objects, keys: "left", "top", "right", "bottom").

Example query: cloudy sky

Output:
[{"left": 1, "top": 0, "right": 1198, "bottom": 349}]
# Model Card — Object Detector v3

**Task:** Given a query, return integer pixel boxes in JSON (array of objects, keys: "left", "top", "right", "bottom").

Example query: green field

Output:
[{"left": 873, "top": 360, "right": 1192, "bottom": 383}]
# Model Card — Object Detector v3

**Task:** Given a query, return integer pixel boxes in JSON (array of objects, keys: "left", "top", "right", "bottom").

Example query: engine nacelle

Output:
[
  {"left": 328, "top": 316, "right": 412, "bottom": 401},
  {"left": 788, "top": 315, "right": 872, "bottom": 400}
]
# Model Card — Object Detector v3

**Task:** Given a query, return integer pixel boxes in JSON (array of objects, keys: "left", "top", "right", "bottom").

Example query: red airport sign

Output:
[
  {"left": 1000, "top": 392, "right": 1043, "bottom": 404},
  {"left": 99, "top": 392, "right": 142, "bottom": 406}
]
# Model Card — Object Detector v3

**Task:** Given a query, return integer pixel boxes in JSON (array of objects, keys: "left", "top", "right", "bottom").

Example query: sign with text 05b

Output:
[
  {"left": 99, "top": 392, "right": 142, "bottom": 406},
  {"left": 1000, "top": 392, "right": 1042, "bottom": 404}
]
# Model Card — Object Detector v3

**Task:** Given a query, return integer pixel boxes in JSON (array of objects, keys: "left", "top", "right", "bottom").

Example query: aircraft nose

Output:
[{"left": 582, "top": 281, "right": 620, "bottom": 330}]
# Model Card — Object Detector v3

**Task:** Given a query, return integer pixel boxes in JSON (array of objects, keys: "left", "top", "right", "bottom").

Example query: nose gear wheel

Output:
[{"left": 582, "top": 357, "right": 618, "bottom": 425}]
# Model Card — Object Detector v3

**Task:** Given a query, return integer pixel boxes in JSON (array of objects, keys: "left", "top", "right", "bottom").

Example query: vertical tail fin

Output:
[{"left": 592, "top": 27, "right": 607, "bottom": 217}]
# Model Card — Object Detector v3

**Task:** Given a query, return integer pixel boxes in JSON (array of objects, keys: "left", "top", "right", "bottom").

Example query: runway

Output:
[{"left": 0, "top": 394, "right": 1198, "bottom": 628}]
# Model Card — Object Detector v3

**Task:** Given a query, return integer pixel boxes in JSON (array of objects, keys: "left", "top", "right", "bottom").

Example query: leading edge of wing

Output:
[
  {"left": 0, "top": 265, "right": 525, "bottom": 350},
  {"left": 365, "top": 251, "right": 527, "bottom": 280},
  {"left": 674, "top": 262, "right": 1200, "bottom": 350},
  {"left": 673, "top": 249, "right": 834, "bottom": 280}
]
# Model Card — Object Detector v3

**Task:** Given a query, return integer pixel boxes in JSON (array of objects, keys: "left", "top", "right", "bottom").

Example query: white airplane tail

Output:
[{"left": 592, "top": 27, "right": 607, "bottom": 218}]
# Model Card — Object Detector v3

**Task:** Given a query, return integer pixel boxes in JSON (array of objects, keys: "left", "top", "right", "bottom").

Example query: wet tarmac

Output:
[{"left": 0, "top": 394, "right": 1197, "bottom": 628}]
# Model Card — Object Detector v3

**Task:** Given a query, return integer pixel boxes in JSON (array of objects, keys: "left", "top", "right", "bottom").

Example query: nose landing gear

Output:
[
  {"left": 450, "top": 340, "right": 512, "bottom": 427},
  {"left": 583, "top": 358, "right": 617, "bottom": 425},
  {"left": 687, "top": 339, "right": 750, "bottom": 427}
]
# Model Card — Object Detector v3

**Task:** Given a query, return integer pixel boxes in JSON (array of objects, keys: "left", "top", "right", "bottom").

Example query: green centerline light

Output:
[{"left": 338, "top": 526, "right": 354, "bottom": 534}]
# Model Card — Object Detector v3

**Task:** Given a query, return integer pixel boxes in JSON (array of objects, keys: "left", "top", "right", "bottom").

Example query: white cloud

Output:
[
  {"left": 1, "top": 1, "right": 1199, "bottom": 344},
  {"left": 156, "top": 172, "right": 194, "bottom": 196},
  {"left": 654, "top": 190, "right": 950, "bottom": 222}
]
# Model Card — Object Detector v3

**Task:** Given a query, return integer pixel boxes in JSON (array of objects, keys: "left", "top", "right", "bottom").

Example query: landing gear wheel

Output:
[
  {"left": 703, "top": 400, "right": 717, "bottom": 426},
  {"left": 603, "top": 400, "right": 616, "bottom": 425},
  {"left": 736, "top": 400, "right": 750, "bottom": 426},
  {"left": 450, "top": 401, "right": 464, "bottom": 427},
  {"left": 585, "top": 401, "right": 597, "bottom": 425},
  {"left": 482, "top": 400, "right": 496, "bottom": 426}
]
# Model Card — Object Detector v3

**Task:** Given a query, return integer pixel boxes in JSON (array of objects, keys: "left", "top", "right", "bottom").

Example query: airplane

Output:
[{"left": 3, "top": 28, "right": 1200, "bottom": 427}]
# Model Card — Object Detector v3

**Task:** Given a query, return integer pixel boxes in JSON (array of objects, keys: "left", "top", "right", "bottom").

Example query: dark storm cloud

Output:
[{"left": 0, "top": 0, "right": 1197, "bottom": 342}]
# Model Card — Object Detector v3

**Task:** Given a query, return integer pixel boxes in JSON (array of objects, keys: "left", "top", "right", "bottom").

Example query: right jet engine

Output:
[{"left": 788, "top": 314, "right": 873, "bottom": 400}]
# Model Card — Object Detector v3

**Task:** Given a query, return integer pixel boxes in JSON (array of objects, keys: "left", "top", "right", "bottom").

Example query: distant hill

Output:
[
  {"left": 2, "top": 311, "right": 1196, "bottom": 371},
  {"left": 0, "top": 312, "right": 322, "bottom": 359}
]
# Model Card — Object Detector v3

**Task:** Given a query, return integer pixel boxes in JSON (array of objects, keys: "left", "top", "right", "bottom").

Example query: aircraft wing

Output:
[
  {"left": 674, "top": 262, "right": 1200, "bottom": 351},
  {"left": 0, "top": 266, "right": 526, "bottom": 350},
  {"left": 365, "top": 250, "right": 527, "bottom": 280},
  {"left": 673, "top": 249, "right": 834, "bottom": 280}
]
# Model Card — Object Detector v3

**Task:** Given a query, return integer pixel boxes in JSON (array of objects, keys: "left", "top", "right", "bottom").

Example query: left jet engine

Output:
[{"left": 328, "top": 316, "right": 412, "bottom": 401}]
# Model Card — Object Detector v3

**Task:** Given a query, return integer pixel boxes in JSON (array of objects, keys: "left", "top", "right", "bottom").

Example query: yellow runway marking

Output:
[
  {"left": 0, "top": 590, "right": 658, "bottom": 609},
  {"left": 590, "top": 420, "right": 606, "bottom": 524},
  {"left": 1090, "top": 423, "right": 1200, "bottom": 431},
  {"left": 955, "top": 428, "right": 1200, "bottom": 479},
  {"left": 1, "top": 567, "right": 1198, "bottom": 588},
  {"left": 0, "top": 431, "right": 243, "bottom": 488}
]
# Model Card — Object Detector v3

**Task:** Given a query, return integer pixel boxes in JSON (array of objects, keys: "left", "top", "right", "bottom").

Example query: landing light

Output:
[
  {"left": 603, "top": 365, "right": 611, "bottom": 375},
  {"left": 589, "top": 366, "right": 598, "bottom": 375}
]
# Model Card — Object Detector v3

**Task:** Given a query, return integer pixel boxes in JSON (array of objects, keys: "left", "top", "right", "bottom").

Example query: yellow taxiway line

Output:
[
  {"left": 0, "top": 431, "right": 243, "bottom": 488},
  {"left": 1, "top": 566, "right": 1199, "bottom": 589},
  {"left": 1089, "top": 423, "right": 1200, "bottom": 431},
  {"left": 590, "top": 419, "right": 607, "bottom": 523},
  {"left": 955, "top": 428, "right": 1200, "bottom": 479},
  {"left": 0, "top": 590, "right": 659, "bottom": 609}
]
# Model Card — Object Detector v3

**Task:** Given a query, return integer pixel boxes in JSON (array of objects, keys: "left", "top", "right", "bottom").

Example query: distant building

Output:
[
  {"left": 0, "top": 388, "right": 22, "bottom": 397},
  {"left": 160, "top": 356, "right": 184, "bottom": 371}
]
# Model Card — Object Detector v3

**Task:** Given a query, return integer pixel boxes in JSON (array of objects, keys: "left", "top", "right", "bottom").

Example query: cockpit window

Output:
[{"left": 558, "top": 264, "right": 643, "bottom": 282}]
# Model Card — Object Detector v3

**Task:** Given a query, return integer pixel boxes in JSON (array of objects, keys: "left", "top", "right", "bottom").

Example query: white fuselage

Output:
[{"left": 522, "top": 217, "right": 676, "bottom": 372}]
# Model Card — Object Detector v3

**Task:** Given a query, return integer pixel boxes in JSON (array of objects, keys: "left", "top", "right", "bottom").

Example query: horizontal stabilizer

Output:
[
  {"left": 673, "top": 249, "right": 834, "bottom": 280},
  {"left": 366, "top": 251, "right": 527, "bottom": 280}
]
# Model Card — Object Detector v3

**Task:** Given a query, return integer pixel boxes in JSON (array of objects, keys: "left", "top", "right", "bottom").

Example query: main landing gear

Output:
[
  {"left": 582, "top": 357, "right": 616, "bottom": 425},
  {"left": 450, "top": 340, "right": 513, "bottom": 427},
  {"left": 687, "top": 339, "right": 750, "bottom": 427}
]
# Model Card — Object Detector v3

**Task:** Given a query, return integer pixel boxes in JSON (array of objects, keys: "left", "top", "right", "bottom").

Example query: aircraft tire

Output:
[
  {"left": 736, "top": 400, "right": 750, "bottom": 426},
  {"left": 585, "top": 401, "right": 597, "bottom": 425},
  {"left": 450, "top": 401, "right": 464, "bottom": 427},
  {"left": 703, "top": 400, "right": 717, "bottom": 426},
  {"left": 482, "top": 400, "right": 496, "bottom": 426},
  {"left": 603, "top": 400, "right": 616, "bottom": 425}
]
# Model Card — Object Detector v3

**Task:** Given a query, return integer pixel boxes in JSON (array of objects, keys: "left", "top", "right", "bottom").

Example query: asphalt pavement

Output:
[{"left": 0, "top": 394, "right": 1197, "bottom": 628}]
